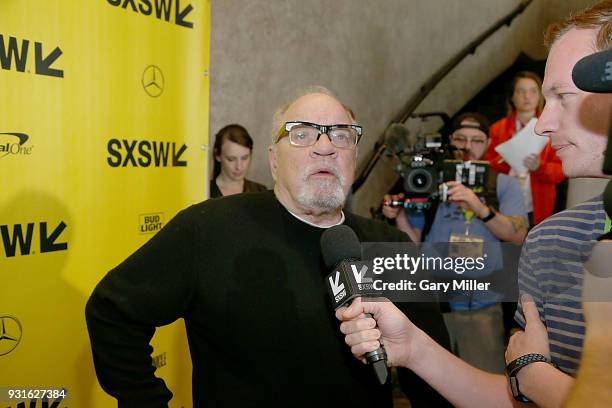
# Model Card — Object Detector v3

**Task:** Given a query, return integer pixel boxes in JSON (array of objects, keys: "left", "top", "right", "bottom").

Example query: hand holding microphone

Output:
[
  {"left": 335, "top": 297, "right": 419, "bottom": 370},
  {"left": 321, "top": 225, "right": 389, "bottom": 384}
]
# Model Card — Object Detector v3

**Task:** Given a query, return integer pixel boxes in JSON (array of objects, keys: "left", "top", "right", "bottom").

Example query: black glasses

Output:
[
  {"left": 450, "top": 134, "right": 487, "bottom": 147},
  {"left": 276, "top": 121, "right": 362, "bottom": 149}
]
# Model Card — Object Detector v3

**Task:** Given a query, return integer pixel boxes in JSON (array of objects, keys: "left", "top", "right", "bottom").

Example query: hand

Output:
[
  {"left": 335, "top": 297, "right": 417, "bottom": 368},
  {"left": 524, "top": 154, "right": 540, "bottom": 172},
  {"left": 382, "top": 193, "right": 404, "bottom": 220},
  {"left": 445, "top": 181, "right": 488, "bottom": 217},
  {"left": 505, "top": 294, "right": 550, "bottom": 365}
]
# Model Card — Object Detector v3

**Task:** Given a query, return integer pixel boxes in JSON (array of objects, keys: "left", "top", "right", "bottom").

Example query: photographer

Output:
[{"left": 383, "top": 112, "right": 528, "bottom": 373}]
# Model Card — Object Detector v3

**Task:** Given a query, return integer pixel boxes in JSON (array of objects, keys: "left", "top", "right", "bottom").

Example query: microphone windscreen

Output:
[
  {"left": 406, "top": 129, "right": 418, "bottom": 151},
  {"left": 384, "top": 123, "right": 410, "bottom": 154},
  {"left": 320, "top": 225, "right": 361, "bottom": 269},
  {"left": 572, "top": 48, "right": 612, "bottom": 93}
]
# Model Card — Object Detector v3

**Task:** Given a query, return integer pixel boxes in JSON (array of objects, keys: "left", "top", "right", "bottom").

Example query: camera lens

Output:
[{"left": 405, "top": 168, "right": 433, "bottom": 194}]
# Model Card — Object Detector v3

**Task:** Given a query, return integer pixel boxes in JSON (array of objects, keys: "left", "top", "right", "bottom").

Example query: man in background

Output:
[
  {"left": 383, "top": 112, "right": 527, "bottom": 373},
  {"left": 338, "top": 2, "right": 612, "bottom": 407}
]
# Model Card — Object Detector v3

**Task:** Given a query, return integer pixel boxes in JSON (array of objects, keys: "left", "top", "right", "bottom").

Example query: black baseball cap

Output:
[{"left": 450, "top": 112, "right": 490, "bottom": 138}]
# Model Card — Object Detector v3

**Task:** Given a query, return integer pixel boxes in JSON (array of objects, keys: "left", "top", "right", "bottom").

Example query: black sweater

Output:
[{"left": 86, "top": 190, "right": 451, "bottom": 407}]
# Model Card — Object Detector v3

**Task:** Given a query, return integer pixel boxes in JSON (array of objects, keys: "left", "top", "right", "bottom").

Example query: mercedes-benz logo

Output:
[
  {"left": 142, "top": 65, "right": 165, "bottom": 97},
  {"left": 0, "top": 316, "right": 22, "bottom": 356}
]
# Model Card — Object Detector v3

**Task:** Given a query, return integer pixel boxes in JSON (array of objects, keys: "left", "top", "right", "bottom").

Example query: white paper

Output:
[{"left": 493, "top": 118, "right": 549, "bottom": 174}]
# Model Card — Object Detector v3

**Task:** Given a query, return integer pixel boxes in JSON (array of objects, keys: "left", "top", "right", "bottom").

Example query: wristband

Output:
[
  {"left": 478, "top": 206, "right": 496, "bottom": 223},
  {"left": 506, "top": 353, "right": 551, "bottom": 402}
]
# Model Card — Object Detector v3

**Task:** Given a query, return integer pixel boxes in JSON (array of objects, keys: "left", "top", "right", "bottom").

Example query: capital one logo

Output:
[
  {"left": 0, "top": 34, "right": 63, "bottom": 78},
  {"left": 0, "top": 316, "right": 22, "bottom": 356},
  {"left": 0, "top": 132, "right": 33, "bottom": 159}
]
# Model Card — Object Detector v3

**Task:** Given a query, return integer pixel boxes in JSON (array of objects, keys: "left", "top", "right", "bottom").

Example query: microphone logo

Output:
[
  {"left": 329, "top": 271, "right": 347, "bottom": 303},
  {"left": 351, "top": 264, "right": 374, "bottom": 291}
]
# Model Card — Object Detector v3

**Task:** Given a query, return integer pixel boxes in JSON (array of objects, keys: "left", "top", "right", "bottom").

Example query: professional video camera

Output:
[{"left": 383, "top": 114, "right": 491, "bottom": 212}]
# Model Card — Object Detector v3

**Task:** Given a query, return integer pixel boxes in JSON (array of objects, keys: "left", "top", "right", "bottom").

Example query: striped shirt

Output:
[{"left": 514, "top": 195, "right": 606, "bottom": 375}]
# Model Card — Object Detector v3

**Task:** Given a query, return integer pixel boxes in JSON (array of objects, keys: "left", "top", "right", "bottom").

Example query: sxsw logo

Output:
[
  {"left": 328, "top": 271, "right": 347, "bottom": 303},
  {"left": 605, "top": 61, "right": 612, "bottom": 81},
  {"left": 139, "top": 213, "right": 164, "bottom": 234},
  {"left": 328, "top": 262, "right": 373, "bottom": 306},
  {"left": 0, "top": 133, "right": 33, "bottom": 160},
  {"left": 107, "top": 138, "right": 187, "bottom": 167},
  {"left": 4, "top": 396, "right": 65, "bottom": 408},
  {"left": 351, "top": 263, "right": 373, "bottom": 291},
  {"left": 1, "top": 221, "right": 68, "bottom": 258},
  {"left": 107, "top": 0, "right": 194, "bottom": 29},
  {"left": 0, "top": 34, "right": 63, "bottom": 78}
]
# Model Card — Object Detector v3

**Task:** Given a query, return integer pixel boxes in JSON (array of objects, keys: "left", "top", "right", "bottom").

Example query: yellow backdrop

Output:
[{"left": 1, "top": 1, "right": 210, "bottom": 406}]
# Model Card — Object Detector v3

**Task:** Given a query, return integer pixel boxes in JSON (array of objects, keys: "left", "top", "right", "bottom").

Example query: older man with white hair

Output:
[{"left": 86, "top": 86, "right": 451, "bottom": 407}]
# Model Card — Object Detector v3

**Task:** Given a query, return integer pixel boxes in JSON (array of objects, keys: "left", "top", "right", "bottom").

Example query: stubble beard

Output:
[{"left": 296, "top": 171, "right": 347, "bottom": 211}]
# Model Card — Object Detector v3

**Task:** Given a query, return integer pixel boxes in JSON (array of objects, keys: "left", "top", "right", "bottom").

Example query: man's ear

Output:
[{"left": 268, "top": 145, "right": 278, "bottom": 181}]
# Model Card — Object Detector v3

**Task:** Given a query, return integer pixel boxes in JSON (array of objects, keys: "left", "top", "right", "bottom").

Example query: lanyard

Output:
[{"left": 463, "top": 209, "right": 474, "bottom": 236}]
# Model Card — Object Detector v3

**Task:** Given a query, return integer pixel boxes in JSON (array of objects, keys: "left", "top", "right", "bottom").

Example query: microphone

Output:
[
  {"left": 384, "top": 123, "right": 413, "bottom": 155},
  {"left": 321, "top": 225, "right": 389, "bottom": 385},
  {"left": 572, "top": 48, "right": 612, "bottom": 93}
]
